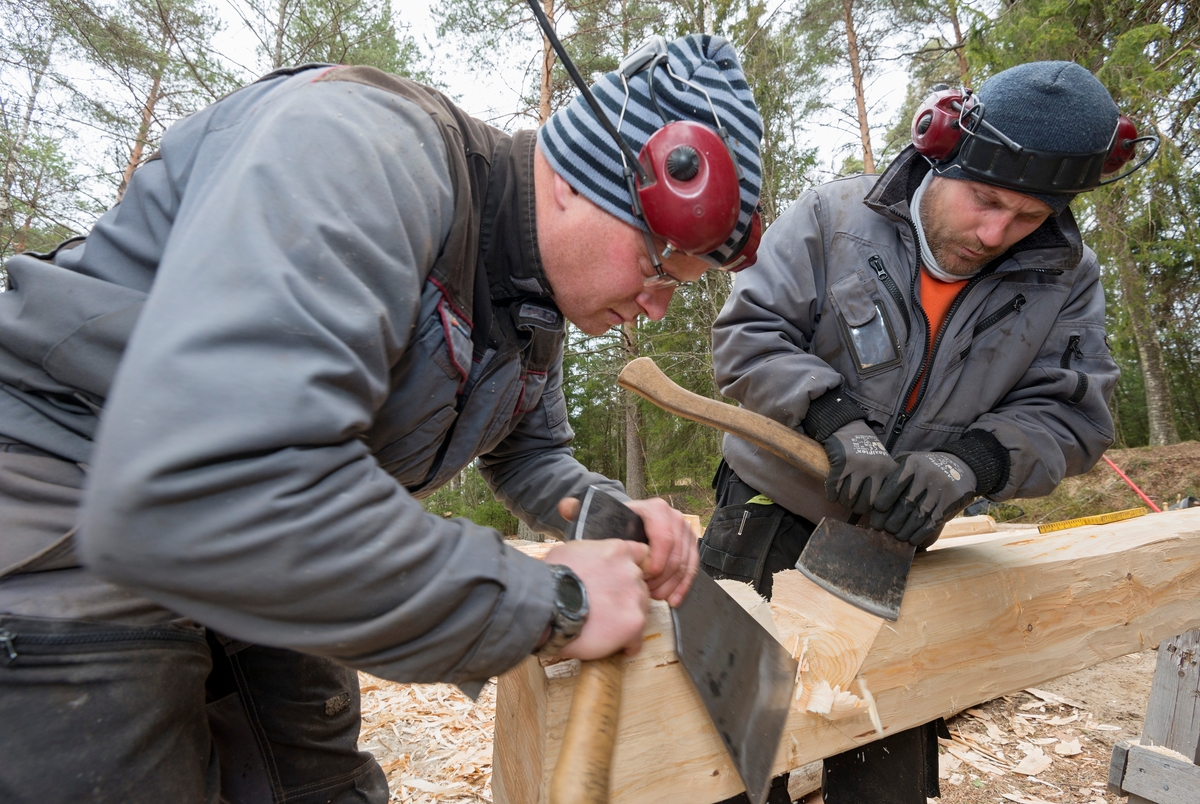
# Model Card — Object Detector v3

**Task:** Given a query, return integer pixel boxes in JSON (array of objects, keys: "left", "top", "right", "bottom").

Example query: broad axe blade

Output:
[
  {"left": 672, "top": 571, "right": 797, "bottom": 804},
  {"left": 796, "top": 517, "right": 918, "bottom": 622},
  {"left": 568, "top": 486, "right": 797, "bottom": 804}
]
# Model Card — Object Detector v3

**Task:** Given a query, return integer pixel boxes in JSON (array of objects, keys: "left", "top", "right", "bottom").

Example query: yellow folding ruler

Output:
[{"left": 1037, "top": 507, "right": 1148, "bottom": 534}]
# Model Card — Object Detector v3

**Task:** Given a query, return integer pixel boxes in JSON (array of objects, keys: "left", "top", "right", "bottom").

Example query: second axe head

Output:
[{"left": 567, "top": 485, "right": 797, "bottom": 804}]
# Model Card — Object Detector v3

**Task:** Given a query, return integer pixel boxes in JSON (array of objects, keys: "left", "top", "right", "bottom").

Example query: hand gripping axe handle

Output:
[{"left": 619, "top": 357, "right": 917, "bottom": 623}]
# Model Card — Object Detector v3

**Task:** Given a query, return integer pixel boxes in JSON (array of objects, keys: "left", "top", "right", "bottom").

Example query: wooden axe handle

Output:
[
  {"left": 617, "top": 357, "right": 831, "bottom": 481},
  {"left": 549, "top": 654, "right": 624, "bottom": 804}
]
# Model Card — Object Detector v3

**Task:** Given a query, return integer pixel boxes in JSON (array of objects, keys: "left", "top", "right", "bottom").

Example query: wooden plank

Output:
[
  {"left": 1142, "top": 630, "right": 1200, "bottom": 762},
  {"left": 1110, "top": 740, "right": 1200, "bottom": 804},
  {"left": 494, "top": 508, "right": 1200, "bottom": 804},
  {"left": 939, "top": 515, "right": 996, "bottom": 539}
]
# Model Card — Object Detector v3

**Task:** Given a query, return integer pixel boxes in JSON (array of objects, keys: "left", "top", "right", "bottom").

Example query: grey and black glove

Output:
[
  {"left": 822, "top": 420, "right": 899, "bottom": 514},
  {"left": 869, "top": 452, "right": 978, "bottom": 546}
]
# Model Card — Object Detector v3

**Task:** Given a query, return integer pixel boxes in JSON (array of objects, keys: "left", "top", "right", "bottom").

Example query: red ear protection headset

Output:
[
  {"left": 525, "top": 0, "right": 760, "bottom": 272},
  {"left": 911, "top": 84, "right": 1159, "bottom": 194}
]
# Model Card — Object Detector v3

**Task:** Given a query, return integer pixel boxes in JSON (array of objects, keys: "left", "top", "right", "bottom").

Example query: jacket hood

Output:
[{"left": 864, "top": 145, "right": 1084, "bottom": 272}]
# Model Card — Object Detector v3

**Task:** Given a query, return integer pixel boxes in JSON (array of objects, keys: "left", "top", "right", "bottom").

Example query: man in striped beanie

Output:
[
  {"left": 0, "top": 32, "right": 766, "bottom": 804},
  {"left": 529, "top": 32, "right": 764, "bottom": 334},
  {"left": 540, "top": 33, "right": 763, "bottom": 271}
]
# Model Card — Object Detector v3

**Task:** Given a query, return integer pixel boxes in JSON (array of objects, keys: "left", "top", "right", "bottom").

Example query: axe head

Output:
[
  {"left": 795, "top": 518, "right": 918, "bottom": 622},
  {"left": 567, "top": 486, "right": 796, "bottom": 804}
]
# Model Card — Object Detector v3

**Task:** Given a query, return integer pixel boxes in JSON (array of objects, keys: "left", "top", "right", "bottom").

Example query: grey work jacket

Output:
[
  {"left": 714, "top": 147, "right": 1119, "bottom": 523},
  {"left": 0, "top": 66, "right": 623, "bottom": 689}
]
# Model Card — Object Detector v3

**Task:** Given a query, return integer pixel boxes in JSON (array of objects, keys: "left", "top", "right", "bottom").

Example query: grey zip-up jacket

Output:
[
  {"left": 0, "top": 66, "right": 624, "bottom": 689},
  {"left": 714, "top": 147, "right": 1118, "bottom": 522}
]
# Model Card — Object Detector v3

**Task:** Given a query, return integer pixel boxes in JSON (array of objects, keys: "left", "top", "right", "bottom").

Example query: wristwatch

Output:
[{"left": 536, "top": 564, "right": 589, "bottom": 657}]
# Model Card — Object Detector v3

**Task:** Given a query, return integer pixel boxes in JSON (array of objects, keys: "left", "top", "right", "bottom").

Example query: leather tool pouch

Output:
[{"left": 698, "top": 503, "right": 785, "bottom": 590}]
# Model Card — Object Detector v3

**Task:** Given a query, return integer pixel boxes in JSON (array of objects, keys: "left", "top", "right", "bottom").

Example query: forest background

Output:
[{"left": 2, "top": 0, "right": 1196, "bottom": 534}]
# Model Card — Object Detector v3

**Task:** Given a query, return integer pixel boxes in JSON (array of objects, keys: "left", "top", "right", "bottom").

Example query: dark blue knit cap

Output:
[{"left": 939, "top": 61, "right": 1119, "bottom": 214}]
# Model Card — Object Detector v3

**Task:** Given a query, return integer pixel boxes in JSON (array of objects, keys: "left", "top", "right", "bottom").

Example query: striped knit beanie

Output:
[{"left": 539, "top": 34, "right": 763, "bottom": 266}]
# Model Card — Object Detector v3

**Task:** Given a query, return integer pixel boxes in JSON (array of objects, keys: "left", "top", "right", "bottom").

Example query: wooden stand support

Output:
[
  {"left": 494, "top": 508, "right": 1200, "bottom": 804},
  {"left": 1108, "top": 629, "right": 1200, "bottom": 804}
]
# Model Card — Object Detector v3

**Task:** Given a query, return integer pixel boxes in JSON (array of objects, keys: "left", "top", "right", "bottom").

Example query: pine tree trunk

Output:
[
  {"left": 273, "top": 0, "right": 289, "bottom": 69},
  {"left": 841, "top": 0, "right": 874, "bottom": 173},
  {"left": 117, "top": 67, "right": 163, "bottom": 201},
  {"left": 622, "top": 321, "right": 646, "bottom": 499},
  {"left": 538, "top": 0, "right": 556, "bottom": 124},
  {"left": 946, "top": 0, "right": 969, "bottom": 85},
  {"left": 1098, "top": 194, "right": 1180, "bottom": 446}
]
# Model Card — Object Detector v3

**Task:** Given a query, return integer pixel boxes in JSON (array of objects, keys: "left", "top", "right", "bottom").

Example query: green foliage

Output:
[
  {"left": 420, "top": 462, "right": 522, "bottom": 535},
  {"left": 238, "top": 0, "right": 431, "bottom": 78},
  {"left": 0, "top": 131, "right": 89, "bottom": 260}
]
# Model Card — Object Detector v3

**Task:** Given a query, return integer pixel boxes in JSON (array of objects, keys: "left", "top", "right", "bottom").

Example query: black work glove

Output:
[
  {"left": 869, "top": 451, "right": 978, "bottom": 547},
  {"left": 822, "top": 420, "right": 899, "bottom": 515}
]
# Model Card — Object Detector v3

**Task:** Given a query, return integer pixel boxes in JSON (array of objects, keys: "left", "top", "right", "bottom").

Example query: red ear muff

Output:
[
  {"left": 912, "top": 87, "right": 968, "bottom": 162},
  {"left": 635, "top": 120, "right": 742, "bottom": 256},
  {"left": 908, "top": 79, "right": 1159, "bottom": 191},
  {"left": 1103, "top": 115, "right": 1139, "bottom": 174}
]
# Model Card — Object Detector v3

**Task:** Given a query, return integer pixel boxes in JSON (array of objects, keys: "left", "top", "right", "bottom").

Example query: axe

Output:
[{"left": 616, "top": 357, "right": 919, "bottom": 622}]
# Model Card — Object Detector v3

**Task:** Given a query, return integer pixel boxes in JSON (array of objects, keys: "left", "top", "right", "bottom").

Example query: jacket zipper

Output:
[
  {"left": 1061, "top": 335, "right": 1089, "bottom": 404},
  {"left": 886, "top": 212, "right": 990, "bottom": 452},
  {"left": 959, "top": 294, "right": 1027, "bottom": 360},
  {"left": 1061, "top": 334, "right": 1083, "bottom": 368},
  {"left": 973, "top": 294, "right": 1026, "bottom": 338},
  {"left": 869, "top": 255, "right": 911, "bottom": 338},
  {"left": 0, "top": 625, "right": 206, "bottom": 663}
]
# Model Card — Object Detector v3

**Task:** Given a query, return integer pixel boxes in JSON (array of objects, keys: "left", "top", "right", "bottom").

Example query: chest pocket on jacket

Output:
[{"left": 828, "top": 274, "right": 901, "bottom": 376}]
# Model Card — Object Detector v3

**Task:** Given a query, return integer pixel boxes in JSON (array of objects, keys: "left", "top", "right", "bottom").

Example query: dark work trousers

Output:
[
  {"left": 700, "top": 460, "right": 942, "bottom": 804},
  {"left": 0, "top": 450, "right": 388, "bottom": 804}
]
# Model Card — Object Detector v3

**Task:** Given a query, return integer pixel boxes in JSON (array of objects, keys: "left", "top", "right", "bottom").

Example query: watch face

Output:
[{"left": 558, "top": 573, "right": 585, "bottom": 615}]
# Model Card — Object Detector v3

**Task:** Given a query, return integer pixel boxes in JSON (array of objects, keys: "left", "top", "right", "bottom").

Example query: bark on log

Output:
[{"left": 493, "top": 508, "right": 1200, "bottom": 804}]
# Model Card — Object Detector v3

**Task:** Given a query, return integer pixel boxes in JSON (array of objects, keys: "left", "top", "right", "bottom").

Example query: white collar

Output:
[{"left": 911, "top": 171, "right": 980, "bottom": 283}]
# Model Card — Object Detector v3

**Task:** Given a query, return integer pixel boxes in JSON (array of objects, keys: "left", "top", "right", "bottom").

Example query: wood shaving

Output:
[
  {"left": 941, "top": 741, "right": 1008, "bottom": 776},
  {"left": 359, "top": 673, "right": 495, "bottom": 803},
  {"left": 1002, "top": 790, "right": 1057, "bottom": 804},
  {"left": 1053, "top": 738, "right": 1082, "bottom": 756},
  {"left": 1012, "top": 746, "right": 1053, "bottom": 776},
  {"left": 1023, "top": 688, "right": 1085, "bottom": 709}
]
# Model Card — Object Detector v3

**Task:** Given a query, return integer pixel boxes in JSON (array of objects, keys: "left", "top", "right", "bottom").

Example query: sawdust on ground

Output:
[{"left": 935, "top": 651, "right": 1155, "bottom": 804}]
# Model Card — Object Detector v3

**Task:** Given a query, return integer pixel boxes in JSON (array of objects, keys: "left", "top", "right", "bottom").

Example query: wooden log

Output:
[
  {"left": 493, "top": 508, "right": 1200, "bottom": 804},
  {"left": 939, "top": 514, "right": 996, "bottom": 539}
]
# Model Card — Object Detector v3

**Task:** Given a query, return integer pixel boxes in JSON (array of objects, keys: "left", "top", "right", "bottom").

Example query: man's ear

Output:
[{"left": 551, "top": 171, "right": 580, "bottom": 212}]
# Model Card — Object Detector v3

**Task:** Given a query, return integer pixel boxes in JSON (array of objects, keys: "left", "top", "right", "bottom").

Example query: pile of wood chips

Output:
[
  {"left": 356, "top": 540, "right": 549, "bottom": 803},
  {"left": 938, "top": 688, "right": 1128, "bottom": 804},
  {"left": 358, "top": 674, "right": 496, "bottom": 803}
]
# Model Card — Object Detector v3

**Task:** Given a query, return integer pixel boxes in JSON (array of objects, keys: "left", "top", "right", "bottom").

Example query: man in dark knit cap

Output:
[
  {"left": 702, "top": 61, "right": 1145, "bottom": 802},
  {"left": 0, "top": 35, "right": 762, "bottom": 802}
]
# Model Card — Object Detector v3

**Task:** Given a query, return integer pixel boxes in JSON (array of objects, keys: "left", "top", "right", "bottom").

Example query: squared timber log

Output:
[{"left": 494, "top": 508, "right": 1200, "bottom": 804}]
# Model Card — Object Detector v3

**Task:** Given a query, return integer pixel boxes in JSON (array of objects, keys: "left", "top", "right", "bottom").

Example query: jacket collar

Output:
[
  {"left": 864, "top": 145, "right": 1084, "bottom": 272},
  {"left": 478, "top": 129, "right": 555, "bottom": 302}
]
